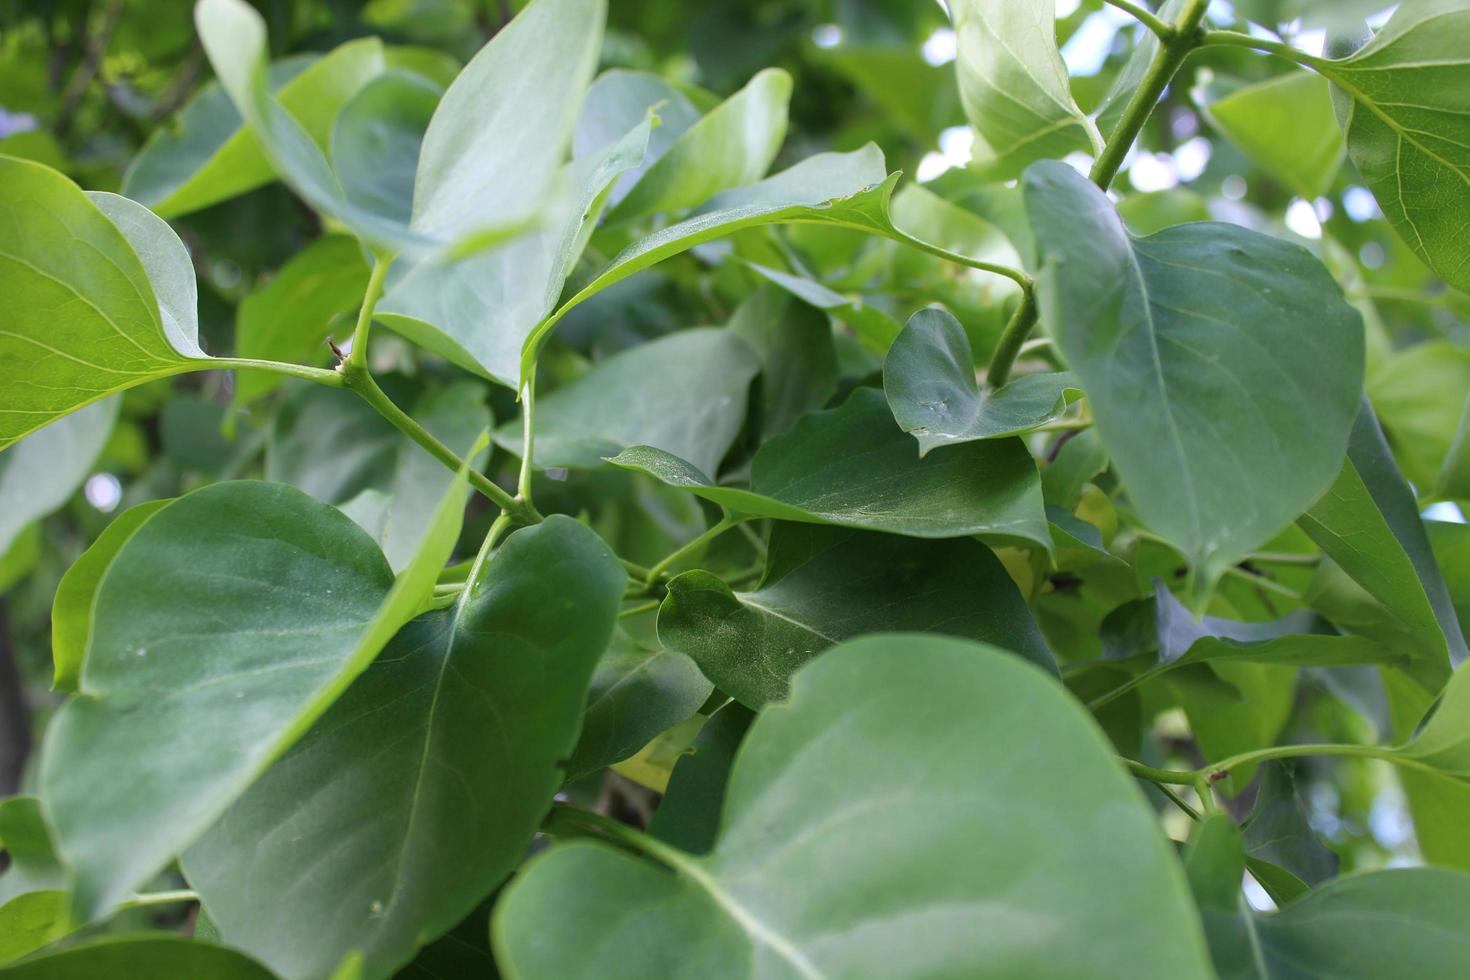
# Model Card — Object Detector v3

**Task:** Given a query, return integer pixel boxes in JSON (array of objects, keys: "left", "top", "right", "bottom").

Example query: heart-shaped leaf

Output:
[
  {"left": 0, "top": 158, "right": 205, "bottom": 449},
  {"left": 40, "top": 464, "right": 471, "bottom": 918},
  {"left": 1025, "top": 160, "right": 1364, "bottom": 596},
  {"left": 610, "top": 387, "right": 1050, "bottom": 548},
  {"left": 184, "top": 516, "right": 625, "bottom": 980},
  {"left": 884, "top": 307, "right": 1078, "bottom": 454},
  {"left": 1320, "top": 0, "right": 1470, "bottom": 292},
  {"left": 658, "top": 524, "right": 1054, "bottom": 707},
  {"left": 494, "top": 635, "right": 1214, "bottom": 978}
]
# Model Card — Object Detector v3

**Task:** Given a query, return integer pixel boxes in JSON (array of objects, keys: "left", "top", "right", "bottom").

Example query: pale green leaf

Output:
[
  {"left": 494, "top": 635, "right": 1214, "bottom": 979},
  {"left": 1204, "top": 71, "right": 1344, "bottom": 199},
  {"left": 0, "top": 936, "right": 276, "bottom": 980},
  {"left": 0, "top": 399, "right": 118, "bottom": 555}
]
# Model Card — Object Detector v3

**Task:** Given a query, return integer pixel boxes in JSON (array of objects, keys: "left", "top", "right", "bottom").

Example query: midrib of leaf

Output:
[
  {"left": 735, "top": 593, "right": 841, "bottom": 645},
  {"left": 1115, "top": 237, "right": 1204, "bottom": 556}
]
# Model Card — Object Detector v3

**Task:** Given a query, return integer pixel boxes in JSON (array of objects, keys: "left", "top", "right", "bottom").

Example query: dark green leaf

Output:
[
  {"left": 1242, "top": 762, "right": 1337, "bottom": 904},
  {"left": 185, "top": 517, "right": 624, "bottom": 980},
  {"left": 658, "top": 524, "right": 1054, "bottom": 707},
  {"left": 40, "top": 470, "right": 470, "bottom": 918},
  {"left": 883, "top": 307, "right": 1078, "bottom": 454},
  {"left": 0, "top": 936, "right": 276, "bottom": 980},
  {"left": 646, "top": 701, "right": 754, "bottom": 856},
  {"left": 727, "top": 287, "right": 839, "bottom": 440},
  {"left": 1025, "top": 160, "right": 1365, "bottom": 597},
  {"left": 611, "top": 388, "right": 1050, "bottom": 548},
  {"left": 565, "top": 629, "right": 713, "bottom": 781}
]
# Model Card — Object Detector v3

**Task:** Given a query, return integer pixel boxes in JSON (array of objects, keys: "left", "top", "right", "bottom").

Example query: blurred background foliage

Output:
[{"left": 1, "top": 0, "right": 1466, "bottom": 917}]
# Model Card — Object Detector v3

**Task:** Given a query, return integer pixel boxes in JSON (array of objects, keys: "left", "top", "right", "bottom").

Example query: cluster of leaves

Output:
[{"left": 2, "top": 0, "right": 1470, "bottom": 976}]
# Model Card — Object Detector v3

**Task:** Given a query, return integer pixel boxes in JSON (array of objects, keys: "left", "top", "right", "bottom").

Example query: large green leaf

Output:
[
  {"left": 609, "top": 387, "right": 1050, "bottom": 548},
  {"left": 1025, "top": 160, "right": 1365, "bottom": 596},
  {"left": 0, "top": 797, "right": 68, "bottom": 964},
  {"left": 39, "top": 469, "right": 471, "bottom": 919},
  {"left": 1203, "top": 71, "right": 1344, "bottom": 199},
  {"left": 377, "top": 113, "right": 654, "bottom": 385},
  {"left": 121, "top": 44, "right": 382, "bottom": 218},
  {"left": 194, "top": 0, "right": 604, "bottom": 256},
  {"left": 727, "top": 287, "right": 838, "bottom": 440},
  {"left": 658, "top": 525, "right": 1053, "bottom": 707},
  {"left": 0, "top": 936, "right": 276, "bottom": 980},
  {"left": 883, "top": 308, "right": 1078, "bottom": 455},
  {"left": 331, "top": 71, "right": 440, "bottom": 225},
  {"left": 1299, "top": 403, "right": 1466, "bottom": 687},
  {"left": 1320, "top": 0, "right": 1470, "bottom": 292},
  {"left": 232, "top": 235, "right": 370, "bottom": 407},
  {"left": 185, "top": 517, "right": 625, "bottom": 980},
  {"left": 495, "top": 329, "right": 759, "bottom": 476},
  {"left": 493, "top": 635, "right": 1213, "bottom": 978},
  {"left": 0, "top": 399, "right": 117, "bottom": 555},
  {"left": 0, "top": 157, "right": 203, "bottom": 449},
  {"left": 951, "top": 0, "right": 1098, "bottom": 180},
  {"left": 565, "top": 630, "right": 713, "bottom": 781},
  {"left": 518, "top": 144, "right": 902, "bottom": 383},
  {"left": 50, "top": 499, "right": 172, "bottom": 693},
  {"left": 607, "top": 68, "right": 790, "bottom": 222}
]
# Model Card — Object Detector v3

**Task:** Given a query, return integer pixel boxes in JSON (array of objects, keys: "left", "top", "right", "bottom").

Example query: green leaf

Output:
[
  {"left": 1242, "top": 762, "right": 1337, "bottom": 904},
  {"left": 1320, "top": 0, "right": 1470, "bottom": 292},
  {"left": 407, "top": 0, "right": 604, "bottom": 254},
  {"left": 741, "top": 261, "right": 902, "bottom": 354},
  {"left": 0, "top": 797, "right": 68, "bottom": 964},
  {"left": 1181, "top": 814, "right": 1258, "bottom": 980},
  {"left": 519, "top": 143, "right": 900, "bottom": 383},
  {"left": 50, "top": 499, "right": 172, "bottom": 693},
  {"left": 1439, "top": 391, "right": 1470, "bottom": 500},
  {"left": 607, "top": 68, "right": 791, "bottom": 222},
  {"left": 0, "top": 157, "right": 202, "bottom": 450},
  {"left": 121, "top": 47, "right": 379, "bottom": 218},
  {"left": 1203, "top": 71, "right": 1344, "bottom": 199},
  {"left": 232, "top": 235, "right": 371, "bottom": 407},
  {"left": 494, "top": 635, "right": 1214, "bottom": 978},
  {"left": 565, "top": 629, "right": 713, "bottom": 781},
  {"left": 1395, "top": 659, "right": 1470, "bottom": 781},
  {"left": 658, "top": 525, "right": 1054, "bottom": 707},
  {"left": 40, "top": 467, "right": 471, "bottom": 919},
  {"left": 1299, "top": 402, "right": 1466, "bottom": 688},
  {"left": 573, "top": 70, "right": 701, "bottom": 206},
  {"left": 0, "top": 935, "right": 276, "bottom": 980},
  {"left": 646, "top": 700, "right": 754, "bottom": 856},
  {"left": 331, "top": 70, "right": 441, "bottom": 226},
  {"left": 1250, "top": 868, "right": 1470, "bottom": 976},
  {"left": 727, "top": 287, "right": 839, "bottom": 440},
  {"left": 1025, "top": 160, "right": 1365, "bottom": 596},
  {"left": 951, "top": 0, "right": 1098, "bottom": 180},
  {"left": 883, "top": 308, "right": 1079, "bottom": 455},
  {"left": 194, "top": 0, "right": 604, "bottom": 256},
  {"left": 377, "top": 112, "right": 654, "bottom": 385},
  {"left": 1368, "top": 342, "right": 1470, "bottom": 493},
  {"left": 495, "top": 329, "right": 759, "bottom": 475},
  {"left": 0, "top": 399, "right": 118, "bottom": 555},
  {"left": 185, "top": 516, "right": 624, "bottom": 980},
  {"left": 610, "top": 387, "right": 1050, "bottom": 548}
]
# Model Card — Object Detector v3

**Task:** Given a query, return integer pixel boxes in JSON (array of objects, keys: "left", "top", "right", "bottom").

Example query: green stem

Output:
[
  {"left": 1125, "top": 759, "right": 1200, "bottom": 786},
  {"left": 1090, "top": 0, "right": 1212, "bottom": 190},
  {"left": 544, "top": 804, "right": 713, "bottom": 889},
  {"left": 346, "top": 255, "right": 392, "bottom": 371},
  {"left": 619, "top": 600, "right": 661, "bottom": 620},
  {"left": 210, "top": 357, "right": 345, "bottom": 387},
  {"left": 517, "top": 377, "right": 538, "bottom": 504},
  {"left": 985, "top": 288, "right": 1039, "bottom": 389},
  {"left": 341, "top": 366, "right": 534, "bottom": 522},
  {"left": 1201, "top": 742, "right": 1413, "bottom": 779},
  {"left": 644, "top": 514, "right": 744, "bottom": 587},
  {"left": 883, "top": 227, "right": 1033, "bottom": 290},
  {"left": 1104, "top": 0, "right": 1173, "bottom": 40},
  {"left": 1194, "top": 775, "right": 1218, "bottom": 815},
  {"left": 126, "top": 889, "right": 198, "bottom": 908},
  {"left": 1199, "top": 29, "right": 1330, "bottom": 71},
  {"left": 1150, "top": 783, "right": 1202, "bottom": 821}
]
